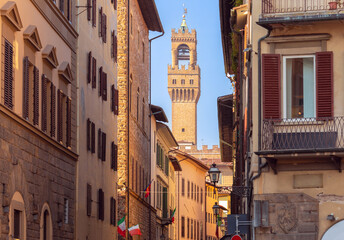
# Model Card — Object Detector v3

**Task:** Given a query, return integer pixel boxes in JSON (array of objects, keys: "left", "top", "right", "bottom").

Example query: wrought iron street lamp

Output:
[
  {"left": 208, "top": 163, "right": 221, "bottom": 194},
  {"left": 212, "top": 202, "right": 220, "bottom": 216}
]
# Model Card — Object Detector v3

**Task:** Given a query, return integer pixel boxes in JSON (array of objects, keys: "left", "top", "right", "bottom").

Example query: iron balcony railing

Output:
[
  {"left": 262, "top": 0, "right": 343, "bottom": 14},
  {"left": 262, "top": 117, "right": 344, "bottom": 152}
]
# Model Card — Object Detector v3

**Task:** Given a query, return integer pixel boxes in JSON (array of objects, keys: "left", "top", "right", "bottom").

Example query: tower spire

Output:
[{"left": 180, "top": 6, "right": 188, "bottom": 33}]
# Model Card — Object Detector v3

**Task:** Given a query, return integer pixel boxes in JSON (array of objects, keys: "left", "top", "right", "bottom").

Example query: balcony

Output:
[
  {"left": 261, "top": 117, "right": 344, "bottom": 153},
  {"left": 259, "top": 0, "right": 344, "bottom": 25}
]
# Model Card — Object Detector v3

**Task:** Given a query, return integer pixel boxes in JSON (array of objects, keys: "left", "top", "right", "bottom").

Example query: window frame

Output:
[{"left": 282, "top": 55, "right": 316, "bottom": 120}]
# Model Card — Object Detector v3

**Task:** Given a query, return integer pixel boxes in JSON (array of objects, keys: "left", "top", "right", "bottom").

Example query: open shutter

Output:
[
  {"left": 23, "top": 57, "right": 29, "bottom": 119},
  {"left": 41, "top": 75, "right": 47, "bottom": 132},
  {"left": 88, "top": 51, "right": 92, "bottom": 84},
  {"left": 92, "top": 0, "right": 96, "bottom": 27},
  {"left": 92, "top": 58, "right": 97, "bottom": 88},
  {"left": 98, "top": 128, "right": 102, "bottom": 159},
  {"left": 262, "top": 54, "right": 280, "bottom": 119},
  {"left": 57, "top": 90, "right": 62, "bottom": 142},
  {"left": 87, "top": 0, "right": 91, "bottom": 21},
  {"left": 115, "top": 88, "right": 119, "bottom": 115},
  {"left": 114, "top": 0, "right": 117, "bottom": 10},
  {"left": 114, "top": 34, "right": 117, "bottom": 63},
  {"left": 102, "top": 132, "right": 106, "bottom": 161},
  {"left": 102, "top": 72, "right": 107, "bottom": 101},
  {"left": 110, "top": 197, "right": 114, "bottom": 225},
  {"left": 99, "top": 67, "right": 103, "bottom": 97},
  {"left": 98, "top": 189, "right": 104, "bottom": 220},
  {"left": 87, "top": 184, "right": 92, "bottom": 216},
  {"left": 111, "top": 142, "right": 118, "bottom": 170},
  {"left": 87, "top": 119, "right": 91, "bottom": 151},
  {"left": 33, "top": 66, "right": 39, "bottom": 126},
  {"left": 316, "top": 51, "right": 333, "bottom": 118},
  {"left": 111, "top": 85, "right": 115, "bottom": 112},
  {"left": 51, "top": 84, "right": 56, "bottom": 138},
  {"left": 111, "top": 31, "right": 114, "bottom": 58},
  {"left": 103, "top": 14, "right": 107, "bottom": 43},
  {"left": 91, "top": 122, "right": 95, "bottom": 153},
  {"left": 66, "top": 97, "right": 72, "bottom": 147},
  {"left": 4, "top": 40, "right": 13, "bottom": 109},
  {"left": 99, "top": 7, "right": 103, "bottom": 37}
]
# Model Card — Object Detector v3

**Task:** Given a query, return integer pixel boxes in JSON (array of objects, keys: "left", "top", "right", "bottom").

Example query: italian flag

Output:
[
  {"left": 128, "top": 224, "right": 142, "bottom": 236},
  {"left": 117, "top": 216, "right": 126, "bottom": 237},
  {"left": 171, "top": 208, "right": 176, "bottom": 223}
]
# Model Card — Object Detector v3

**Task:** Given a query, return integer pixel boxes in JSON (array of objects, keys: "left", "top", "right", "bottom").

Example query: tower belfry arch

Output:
[{"left": 168, "top": 14, "right": 200, "bottom": 145}]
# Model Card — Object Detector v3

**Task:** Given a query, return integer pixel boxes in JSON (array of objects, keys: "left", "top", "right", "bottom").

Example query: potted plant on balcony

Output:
[{"left": 329, "top": 0, "right": 341, "bottom": 10}]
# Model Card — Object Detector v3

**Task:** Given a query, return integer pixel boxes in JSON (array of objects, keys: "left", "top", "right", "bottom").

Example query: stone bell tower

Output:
[{"left": 168, "top": 14, "right": 200, "bottom": 145}]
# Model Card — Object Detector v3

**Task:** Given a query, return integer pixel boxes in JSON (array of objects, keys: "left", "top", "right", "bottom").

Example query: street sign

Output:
[
  {"left": 227, "top": 214, "right": 250, "bottom": 235},
  {"left": 231, "top": 235, "right": 242, "bottom": 240}
]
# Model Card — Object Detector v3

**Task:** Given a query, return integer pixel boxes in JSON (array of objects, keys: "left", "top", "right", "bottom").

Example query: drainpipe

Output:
[
  {"left": 149, "top": 30, "right": 164, "bottom": 239},
  {"left": 126, "top": 0, "right": 130, "bottom": 239}
]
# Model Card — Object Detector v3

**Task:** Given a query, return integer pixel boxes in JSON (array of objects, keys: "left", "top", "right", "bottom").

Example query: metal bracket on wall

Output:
[
  {"left": 265, "top": 157, "right": 277, "bottom": 174},
  {"left": 330, "top": 155, "right": 342, "bottom": 172},
  {"left": 231, "top": 186, "right": 252, "bottom": 198}
]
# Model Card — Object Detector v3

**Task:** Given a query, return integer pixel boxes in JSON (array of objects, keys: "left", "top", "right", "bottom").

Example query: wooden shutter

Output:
[
  {"left": 92, "top": 0, "right": 96, "bottom": 27},
  {"left": 99, "top": 67, "right": 103, "bottom": 97},
  {"left": 57, "top": 90, "right": 62, "bottom": 142},
  {"left": 262, "top": 54, "right": 281, "bottom": 119},
  {"left": 316, "top": 51, "right": 333, "bottom": 118},
  {"left": 41, "top": 75, "right": 47, "bottom": 132},
  {"left": 33, "top": 66, "right": 39, "bottom": 126},
  {"left": 23, "top": 57, "right": 29, "bottom": 119},
  {"left": 114, "top": 0, "right": 117, "bottom": 10},
  {"left": 87, "top": 119, "right": 91, "bottom": 151},
  {"left": 66, "top": 97, "right": 72, "bottom": 147},
  {"left": 102, "top": 132, "right": 106, "bottom": 161},
  {"left": 98, "top": 128, "right": 102, "bottom": 159},
  {"left": 102, "top": 72, "right": 107, "bottom": 101},
  {"left": 114, "top": 34, "right": 117, "bottom": 63},
  {"left": 103, "top": 14, "right": 107, "bottom": 43},
  {"left": 91, "top": 122, "right": 95, "bottom": 153},
  {"left": 51, "top": 84, "right": 56, "bottom": 138},
  {"left": 87, "top": 184, "right": 92, "bottom": 216},
  {"left": 115, "top": 88, "right": 119, "bottom": 115},
  {"left": 111, "top": 31, "right": 114, "bottom": 58},
  {"left": 110, "top": 197, "right": 116, "bottom": 226},
  {"left": 87, "top": 0, "right": 91, "bottom": 21},
  {"left": 88, "top": 51, "right": 92, "bottom": 84},
  {"left": 92, "top": 57, "right": 97, "bottom": 88},
  {"left": 99, "top": 7, "right": 103, "bottom": 37},
  {"left": 98, "top": 189, "right": 104, "bottom": 220},
  {"left": 4, "top": 40, "right": 13, "bottom": 109},
  {"left": 111, "top": 85, "right": 115, "bottom": 112},
  {"left": 111, "top": 142, "right": 118, "bottom": 171}
]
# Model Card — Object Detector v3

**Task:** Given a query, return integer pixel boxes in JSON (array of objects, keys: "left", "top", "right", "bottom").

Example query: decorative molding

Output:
[
  {"left": 58, "top": 61, "right": 73, "bottom": 83},
  {"left": 265, "top": 33, "right": 331, "bottom": 43},
  {"left": 0, "top": 1, "right": 23, "bottom": 31},
  {"left": 23, "top": 25, "right": 42, "bottom": 51},
  {"left": 42, "top": 45, "right": 59, "bottom": 68}
]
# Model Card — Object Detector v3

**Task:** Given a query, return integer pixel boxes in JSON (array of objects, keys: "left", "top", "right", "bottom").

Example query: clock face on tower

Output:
[{"left": 168, "top": 15, "right": 201, "bottom": 146}]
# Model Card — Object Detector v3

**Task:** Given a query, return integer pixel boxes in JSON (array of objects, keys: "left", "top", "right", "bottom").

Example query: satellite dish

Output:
[{"left": 322, "top": 220, "right": 344, "bottom": 240}]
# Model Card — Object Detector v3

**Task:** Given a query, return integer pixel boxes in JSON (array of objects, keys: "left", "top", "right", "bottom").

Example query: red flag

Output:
[
  {"left": 215, "top": 224, "right": 219, "bottom": 239},
  {"left": 144, "top": 180, "right": 153, "bottom": 198}
]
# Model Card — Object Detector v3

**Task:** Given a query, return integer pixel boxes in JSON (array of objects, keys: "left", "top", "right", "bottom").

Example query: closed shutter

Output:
[
  {"left": 102, "top": 72, "right": 107, "bottom": 101},
  {"left": 111, "top": 142, "right": 118, "bottom": 171},
  {"left": 33, "top": 66, "right": 39, "bottom": 126},
  {"left": 92, "top": 0, "right": 96, "bottom": 27},
  {"left": 87, "top": 184, "right": 92, "bottom": 216},
  {"left": 98, "top": 128, "right": 102, "bottom": 159},
  {"left": 91, "top": 122, "right": 95, "bottom": 153},
  {"left": 92, "top": 58, "right": 96, "bottom": 88},
  {"left": 57, "top": 90, "right": 62, "bottom": 142},
  {"left": 41, "top": 75, "right": 47, "bottom": 132},
  {"left": 51, "top": 84, "right": 56, "bottom": 138},
  {"left": 111, "top": 85, "right": 115, "bottom": 112},
  {"left": 102, "top": 132, "right": 106, "bottom": 161},
  {"left": 99, "top": 7, "right": 103, "bottom": 37},
  {"left": 102, "top": 14, "right": 107, "bottom": 43},
  {"left": 110, "top": 197, "right": 116, "bottom": 226},
  {"left": 316, "top": 51, "right": 333, "bottom": 118},
  {"left": 87, "top": 118, "right": 91, "bottom": 151},
  {"left": 115, "top": 88, "right": 119, "bottom": 115},
  {"left": 23, "top": 57, "right": 29, "bottom": 119},
  {"left": 114, "top": 0, "right": 117, "bottom": 10},
  {"left": 114, "top": 34, "right": 117, "bottom": 63},
  {"left": 98, "top": 189, "right": 104, "bottom": 220},
  {"left": 262, "top": 54, "right": 281, "bottom": 119},
  {"left": 87, "top": 0, "right": 91, "bottom": 21},
  {"left": 4, "top": 40, "right": 13, "bottom": 109},
  {"left": 66, "top": 97, "right": 72, "bottom": 147},
  {"left": 111, "top": 31, "right": 114, "bottom": 58},
  {"left": 99, "top": 67, "right": 103, "bottom": 97},
  {"left": 88, "top": 51, "right": 92, "bottom": 84}
]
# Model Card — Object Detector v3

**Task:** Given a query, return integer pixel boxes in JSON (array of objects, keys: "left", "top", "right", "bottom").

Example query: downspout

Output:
[
  {"left": 126, "top": 0, "right": 130, "bottom": 239},
  {"left": 250, "top": 26, "right": 271, "bottom": 182},
  {"left": 149, "top": 30, "right": 164, "bottom": 239}
]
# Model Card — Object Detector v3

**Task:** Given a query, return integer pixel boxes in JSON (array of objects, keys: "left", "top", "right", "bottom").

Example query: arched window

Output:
[
  {"left": 40, "top": 203, "right": 53, "bottom": 240},
  {"left": 9, "top": 192, "right": 26, "bottom": 240},
  {"left": 180, "top": 89, "right": 183, "bottom": 102},
  {"left": 184, "top": 89, "right": 186, "bottom": 101},
  {"left": 188, "top": 89, "right": 190, "bottom": 101},
  {"left": 172, "top": 89, "right": 175, "bottom": 101},
  {"left": 177, "top": 44, "right": 190, "bottom": 69}
]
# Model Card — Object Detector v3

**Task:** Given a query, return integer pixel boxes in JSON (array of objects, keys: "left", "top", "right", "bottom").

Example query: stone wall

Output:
[{"left": 0, "top": 107, "right": 76, "bottom": 239}]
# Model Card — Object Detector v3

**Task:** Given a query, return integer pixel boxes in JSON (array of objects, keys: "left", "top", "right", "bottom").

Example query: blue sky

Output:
[{"left": 150, "top": 0, "right": 232, "bottom": 148}]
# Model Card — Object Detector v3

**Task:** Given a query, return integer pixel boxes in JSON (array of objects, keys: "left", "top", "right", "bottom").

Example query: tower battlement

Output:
[{"left": 168, "top": 64, "right": 200, "bottom": 72}]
